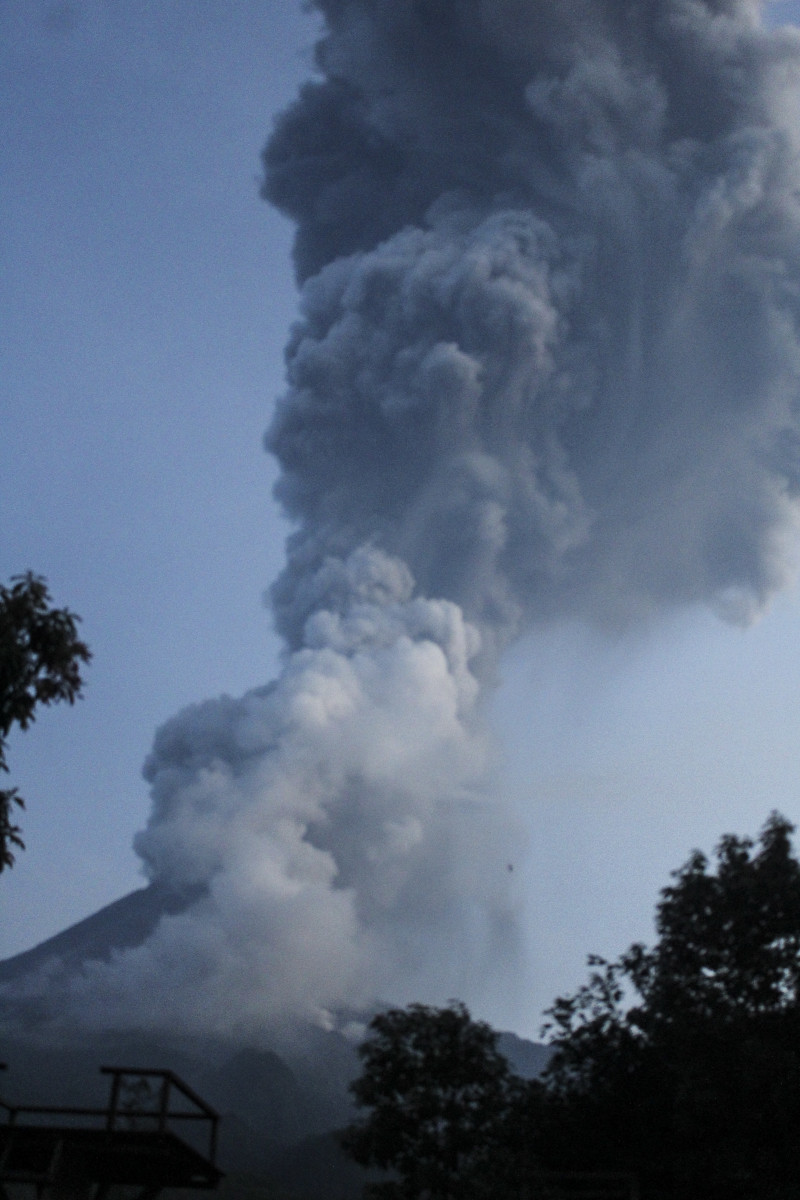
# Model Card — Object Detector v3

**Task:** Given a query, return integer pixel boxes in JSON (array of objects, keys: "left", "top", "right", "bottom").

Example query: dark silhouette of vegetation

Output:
[
  {"left": 0, "top": 572, "right": 91, "bottom": 870},
  {"left": 341, "top": 1001, "right": 526, "bottom": 1199},
  {"left": 530, "top": 811, "right": 800, "bottom": 1198},
  {"left": 344, "top": 815, "right": 800, "bottom": 1199}
]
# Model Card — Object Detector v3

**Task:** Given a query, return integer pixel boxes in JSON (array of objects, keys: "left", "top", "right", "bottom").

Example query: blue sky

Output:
[{"left": 5, "top": 0, "right": 800, "bottom": 1039}]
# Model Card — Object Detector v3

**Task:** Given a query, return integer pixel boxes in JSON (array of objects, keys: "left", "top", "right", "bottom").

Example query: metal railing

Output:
[{"left": 0, "top": 1066, "right": 219, "bottom": 1169}]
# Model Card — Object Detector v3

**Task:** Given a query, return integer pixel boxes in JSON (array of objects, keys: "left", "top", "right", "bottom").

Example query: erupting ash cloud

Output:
[{"left": 10, "top": 0, "right": 800, "bottom": 1040}]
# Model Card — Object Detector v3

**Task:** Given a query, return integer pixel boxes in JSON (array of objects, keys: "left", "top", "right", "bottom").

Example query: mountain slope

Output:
[
  {"left": 0, "top": 892, "right": 551, "bottom": 1196},
  {"left": 0, "top": 882, "right": 203, "bottom": 985}
]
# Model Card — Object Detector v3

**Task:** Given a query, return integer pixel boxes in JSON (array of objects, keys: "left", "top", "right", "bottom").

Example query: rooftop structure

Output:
[{"left": 0, "top": 1064, "right": 222, "bottom": 1200}]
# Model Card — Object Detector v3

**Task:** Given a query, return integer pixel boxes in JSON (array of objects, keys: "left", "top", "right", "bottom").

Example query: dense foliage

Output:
[
  {"left": 341, "top": 1002, "right": 525, "bottom": 1199},
  {"left": 344, "top": 815, "right": 800, "bottom": 1199},
  {"left": 0, "top": 572, "right": 91, "bottom": 869},
  {"left": 532, "top": 812, "right": 800, "bottom": 1198}
]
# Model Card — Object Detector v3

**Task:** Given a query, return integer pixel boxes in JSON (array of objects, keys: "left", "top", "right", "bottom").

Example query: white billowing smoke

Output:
[
  {"left": 46, "top": 546, "right": 515, "bottom": 1037},
  {"left": 11, "top": 0, "right": 800, "bottom": 1039}
]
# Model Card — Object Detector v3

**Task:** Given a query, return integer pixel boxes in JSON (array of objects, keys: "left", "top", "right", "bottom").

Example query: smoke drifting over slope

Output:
[{"left": 9, "top": 0, "right": 800, "bottom": 1040}]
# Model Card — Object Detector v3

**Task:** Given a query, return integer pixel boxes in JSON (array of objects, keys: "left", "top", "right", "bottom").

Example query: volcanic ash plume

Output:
[{"left": 10, "top": 0, "right": 800, "bottom": 1039}]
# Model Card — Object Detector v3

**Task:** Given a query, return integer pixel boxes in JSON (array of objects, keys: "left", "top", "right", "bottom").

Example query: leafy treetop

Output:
[
  {"left": 342, "top": 818, "right": 800, "bottom": 1199},
  {"left": 543, "top": 812, "right": 800, "bottom": 1063},
  {"left": 342, "top": 1001, "right": 522, "bottom": 1200},
  {"left": 0, "top": 572, "right": 91, "bottom": 870},
  {"left": 535, "top": 812, "right": 800, "bottom": 1197}
]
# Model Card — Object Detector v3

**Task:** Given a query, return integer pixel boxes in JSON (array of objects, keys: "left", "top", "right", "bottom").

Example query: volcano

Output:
[
  {"left": 0, "top": 883, "right": 202, "bottom": 991},
  {"left": 0, "top": 895, "right": 548, "bottom": 1196}
]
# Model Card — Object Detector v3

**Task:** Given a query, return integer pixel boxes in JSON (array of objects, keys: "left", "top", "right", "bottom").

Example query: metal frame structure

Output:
[{"left": 0, "top": 1064, "right": 222, "bottom": 1200}]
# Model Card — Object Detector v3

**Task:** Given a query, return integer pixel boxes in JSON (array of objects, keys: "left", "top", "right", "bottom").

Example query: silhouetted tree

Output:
[
  {"left": 343, "top": 818, "right": 800, "bottom": 1199},
  {"left": 341, "top": 1001, "right": 525, "bottom": 1199},
  {"left": 0, "top": 572, "right": 91, "bottom": 869},
  {"left": 532, "top": 812, "right": 800, "bottom": 1199}
]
